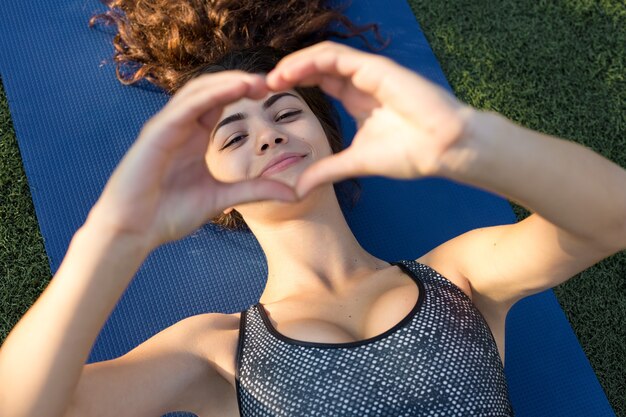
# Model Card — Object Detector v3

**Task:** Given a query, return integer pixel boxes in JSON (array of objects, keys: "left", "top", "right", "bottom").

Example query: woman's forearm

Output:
[
  {"left": 437, "top": 110, "right": 626, "bottom": 251},
  {"left": 0, "top": 220, "right": 151, "bottom": 417}
]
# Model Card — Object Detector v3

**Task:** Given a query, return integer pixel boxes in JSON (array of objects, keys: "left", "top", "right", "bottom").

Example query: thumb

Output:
[
  {"left": 295, "top": 149, "right": 365, "bottom": 198},
  {"left": 217, "top": 178, "right": 298, "bottom": 211}
]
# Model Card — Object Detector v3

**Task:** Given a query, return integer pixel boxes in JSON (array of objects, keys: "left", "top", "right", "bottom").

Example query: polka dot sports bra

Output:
[{"left": 235, "top": 259, "right": 514, "bottom": 416}]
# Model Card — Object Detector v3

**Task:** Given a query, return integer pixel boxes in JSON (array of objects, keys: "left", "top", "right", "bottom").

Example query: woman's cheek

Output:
[
  {"left": 219, "top": 165, "right": 246, "bottom": 182},
  {"left": 205, "top": 156, "right": 238, "bottom": 182}
]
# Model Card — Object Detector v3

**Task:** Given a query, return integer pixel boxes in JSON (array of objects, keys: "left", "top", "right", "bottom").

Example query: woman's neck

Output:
[{"left": 244, "top": 187, "right": 388, "bottom": 304}]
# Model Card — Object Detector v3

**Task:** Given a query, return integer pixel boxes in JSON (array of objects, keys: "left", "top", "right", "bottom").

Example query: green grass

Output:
[
  {"left": 1, "top": 0, "right": 625, "bottom": 415},
  {"left": 0, "top": 82, "right": 52, "bottom": 341}
]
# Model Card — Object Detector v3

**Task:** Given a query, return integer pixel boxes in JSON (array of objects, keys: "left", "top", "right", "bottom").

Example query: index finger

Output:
[
  {"left": 266, "top": 41, "right": 388, "bottom": 96},
  {"left": 160, "top": 71, "right": 268, "bottom": 129}
]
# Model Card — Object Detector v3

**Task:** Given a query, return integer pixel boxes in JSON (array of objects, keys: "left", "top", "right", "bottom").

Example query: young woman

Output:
[{"left": 1, "top": 2, "right": 625, "bottom": 417}]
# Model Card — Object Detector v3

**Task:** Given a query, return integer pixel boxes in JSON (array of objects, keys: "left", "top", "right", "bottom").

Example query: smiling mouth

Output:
[{"left": 260, "top": 155, "right": 307, "bottom": 177}]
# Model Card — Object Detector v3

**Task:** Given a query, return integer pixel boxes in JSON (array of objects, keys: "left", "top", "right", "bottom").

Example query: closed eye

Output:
[
  {"left": 222, "top": 134, "right": 247, "bottom": 149},
  {"left": 276, "top": 110, "right": 302, "bottom": 122}
]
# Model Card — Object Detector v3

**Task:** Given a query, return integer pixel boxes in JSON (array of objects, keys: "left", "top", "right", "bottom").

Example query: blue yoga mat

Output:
[{"left": 0, "top": 0, "right": 615, "bottom": 416}]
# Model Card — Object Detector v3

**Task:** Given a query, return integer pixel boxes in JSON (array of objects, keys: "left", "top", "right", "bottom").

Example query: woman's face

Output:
[{"left": 205, "top": 89, "right": 332, "bottom": 189}]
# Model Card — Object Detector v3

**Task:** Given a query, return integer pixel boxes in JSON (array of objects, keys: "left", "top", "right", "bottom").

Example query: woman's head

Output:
[{"left": 191, "top": 47, "right": 358, "bottom": 229}]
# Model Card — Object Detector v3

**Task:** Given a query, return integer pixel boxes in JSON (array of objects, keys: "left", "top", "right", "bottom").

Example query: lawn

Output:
[{"left": 1, "top": 0, "right": 625, "bottom": 415}]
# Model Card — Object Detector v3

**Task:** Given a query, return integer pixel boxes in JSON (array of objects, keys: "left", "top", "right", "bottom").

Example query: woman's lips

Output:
[{"left": 260, "top": 155, "right": 306, "bottom": 177}]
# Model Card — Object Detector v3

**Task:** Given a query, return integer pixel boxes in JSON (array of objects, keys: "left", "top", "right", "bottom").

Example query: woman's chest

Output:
[{"left": 211, "top": 262, "right": 505, "bottom": 393}]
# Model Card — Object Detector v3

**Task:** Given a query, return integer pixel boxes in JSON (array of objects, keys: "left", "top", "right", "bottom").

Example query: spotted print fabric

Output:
[{"left": 235, "top": 259, "right": 514, "bottom": 416}]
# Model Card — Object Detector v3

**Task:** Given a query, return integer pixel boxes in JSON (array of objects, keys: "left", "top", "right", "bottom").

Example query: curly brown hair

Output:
[
  {"left": 90, "top": 0, "right": 386, "bottom": 230},
  {"left": 89, "top": 0, "right": 386, "bottom": 93}
]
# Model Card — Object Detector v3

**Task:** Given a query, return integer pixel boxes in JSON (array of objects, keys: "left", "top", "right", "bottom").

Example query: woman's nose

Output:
[{"left": 258, "top": 136, "right": 287, "bottom": 152}]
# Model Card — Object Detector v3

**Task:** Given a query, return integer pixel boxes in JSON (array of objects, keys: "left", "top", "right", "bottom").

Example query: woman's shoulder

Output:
[
  {"left": 413, "top": 253, "right": 474, "bottom": 301},
  {"left": 183, "top": 311, "right": 242, "bottom": 351},
  {"left": 176, "top": 311, "right": 242, "bottom": 389},
  {"left": 159, "top": 312, "right": 240, "bottom": 367}
]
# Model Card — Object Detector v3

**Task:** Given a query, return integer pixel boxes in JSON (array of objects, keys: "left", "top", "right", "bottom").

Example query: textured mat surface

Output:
[{"left": 0, "top": 0, "right": 615, "bottom": 415}]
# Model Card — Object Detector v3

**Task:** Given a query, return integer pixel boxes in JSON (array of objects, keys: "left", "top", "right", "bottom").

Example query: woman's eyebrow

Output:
[
  {"left": 262, "top": 92, "right": 298, "bottom": 110},
  {"left": 212, "top": 92, "right": 300, "bottom": 137},
  {"left": 214, "top": 112, "right": 246, "bottom": 136}
]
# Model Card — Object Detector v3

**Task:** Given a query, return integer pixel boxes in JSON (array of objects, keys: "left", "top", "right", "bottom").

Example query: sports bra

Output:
[{"left": 235, "top": 259, "right": 514, "bottom": 416}]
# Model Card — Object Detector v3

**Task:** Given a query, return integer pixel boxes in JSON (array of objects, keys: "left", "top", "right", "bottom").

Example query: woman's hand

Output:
[
  {"left": 88, "top": 71, "right": 297, "bottom": 250},
  {"left": 266, "top": 41, "right": 477, "bottom": 198}
]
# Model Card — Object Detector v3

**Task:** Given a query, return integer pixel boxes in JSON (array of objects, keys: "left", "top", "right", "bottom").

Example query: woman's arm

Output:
[
  {"left": 0, "top": 71, "right": 296, "bottom": 417},
  {"left": 439, "top": 110, "right": 626, "bottom": 251},
  {"left": 0, "top": 222, "right": 150, "bottom": 417},
  {"left": 416, "top": 110, "right": 626, "bottom": 311}
]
